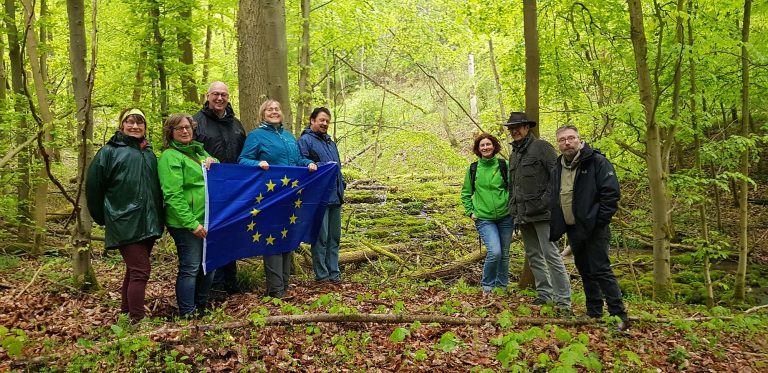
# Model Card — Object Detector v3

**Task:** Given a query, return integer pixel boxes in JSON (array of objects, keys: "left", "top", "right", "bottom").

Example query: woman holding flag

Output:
[
  {"left": 239, "top": 99, "right": 317, "bottom": 299},
  {"left": 158, "top": 113, "right": 218, "bottom": 317}
]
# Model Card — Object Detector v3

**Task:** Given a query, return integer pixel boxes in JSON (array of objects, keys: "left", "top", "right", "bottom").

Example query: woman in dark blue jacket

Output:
[
  {"left": 239, "top": 99, "right": 316, "bottom": 298},
  {"left": 298, "top": 107, "right": 346, "bottom": 283}
]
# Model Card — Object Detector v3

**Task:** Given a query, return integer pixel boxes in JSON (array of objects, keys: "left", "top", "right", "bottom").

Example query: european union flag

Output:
[{"left": 203, "top": 163, "right": 339, "bottom": 274}]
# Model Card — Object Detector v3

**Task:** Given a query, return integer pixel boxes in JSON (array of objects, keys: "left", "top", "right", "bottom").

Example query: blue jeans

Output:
[
  {"left": 169, "top": 227, "right": 215, "bottom": 316},
  {"left": 475, "top": 216, "right": 514, "bottom": 292},
  {"left": 311, "top": 205, "right": 342, "bottom": 281}
]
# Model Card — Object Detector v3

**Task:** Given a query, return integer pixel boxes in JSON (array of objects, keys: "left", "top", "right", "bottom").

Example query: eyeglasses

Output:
[
  {"left": 208, "top": 92, "right": 229, "bottom": 98},
  {"left": 557, "top": 136, "right": 579, "bottom": 144},
  {"left": 123, "top": 120, "right": 144, "bottom": 128},
  {"left": 173, "top": 125, "right": 193, "bottom": 132}
]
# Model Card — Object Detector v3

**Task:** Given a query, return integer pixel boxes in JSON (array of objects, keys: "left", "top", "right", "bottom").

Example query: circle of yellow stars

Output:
[{"left": 247, "top": 174, "right": 304, "bottom": 246}]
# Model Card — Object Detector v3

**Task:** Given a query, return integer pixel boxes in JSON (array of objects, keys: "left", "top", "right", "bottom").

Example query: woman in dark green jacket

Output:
[
  {"left": 158, "top": 113, "right": 217, "bottom": 317},
  {"left": 86, "top": 108, "right": 163, "bottom": 322},
  {"left": 460, "top": 134, "right": 513, "bottom": 295}
]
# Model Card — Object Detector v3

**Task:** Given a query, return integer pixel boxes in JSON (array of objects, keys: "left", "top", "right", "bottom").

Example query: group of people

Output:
[
  {"left": 85, "top": 82, "right": 345, "bottom": 322},
  {"left": 461, "top": 112, "right": 629, "bottom": 330}
]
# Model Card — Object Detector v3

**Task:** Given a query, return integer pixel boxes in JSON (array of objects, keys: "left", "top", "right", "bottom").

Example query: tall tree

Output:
[
  {"left": 237, "top": 0, "right": 292, "bottom": 132},
  {"left": 22, "top": 0, "right": 54, "bottom": 255},
  {"left": 67, "top": 0, "right": 98, "bottom": 290},
  {"left": 177, "top": 0, "right": 198, "bottom": 104},
  {"left": 295, "top": 0, "right": 311, "bottom": 134},
  {"left": 626, "top": 0, "right": 673, "bottom": 301},
  {"left": 734, "top": 0, "right": 751, "bottom": 302},
  {"left": 5, "top": 0, "right": 32, "bottom": 242},
  {"left": 150, "top": 0, "right": 168, "bottom": 117},
  {"left": 523, "top": 0, "right": 540, "bottom": 136}
]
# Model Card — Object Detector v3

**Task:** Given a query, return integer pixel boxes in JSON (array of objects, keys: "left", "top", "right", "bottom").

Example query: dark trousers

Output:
[
  {"left": 212, "top": 261, "right": 240, "bottom": 294},
  {"left": 118, "top": 239, "right": 154, "bottom": 322},
  {"left": 569, "top": 224, "right": 627, "bottom": 321},
  {"left": 264, "top": 252, "right": 292, "bottom": 297},
  {"left": 169, "top": 227, "right": 215, "bottom": 316}
]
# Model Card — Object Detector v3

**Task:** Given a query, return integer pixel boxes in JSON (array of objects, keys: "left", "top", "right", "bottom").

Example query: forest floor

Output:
[{"left": 1, "top": 172, "right": 768, "bottom": 371}]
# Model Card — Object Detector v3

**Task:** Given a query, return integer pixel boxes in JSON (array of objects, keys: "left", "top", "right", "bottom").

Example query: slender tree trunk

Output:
[
  {"left": 468, "top": 53, "right": 478, "bottom": 124},
  {"left": 5, "top": 0, "right": 32, "bottom": 242},
  {"left": 734, "top": 0, "right": 751, "bottom": 302},
  {"left": 150, "top": 0, "right": 168, "bottom": 117},
  {"left": 201, "top": 4, "right": 212, "bottom": 104},
  {"left": 295, "top": 0, "right": 311, "bottom": 135},
  {"left": 488, "top": 37, "right": 506, "bottom": 135},
  {"left": 523, "top": 0, "right": 540, "bottom": 137},
  {"left": 670, "top": 0, "right": 685, "bottom": 171},
  {"left": 132, "top": 46, "right": 147, "bottom": 104},
  {"left": 237, "top": 0, "right": 292, "bottom": 132},
  {"left": 22, "top": 0, "right": 53, "bottom": 255},
  {"left": 177, "top": 7, "right": 197, "bottom": 104},
  {"left": 627, "top": 0, "right": 673, "bottom": 301},
  {"left": 67, "top": 0, "right": 98, "bottom": 291},
  {"left": 687, "top": 0, "right": 713, "bottom": 308}
]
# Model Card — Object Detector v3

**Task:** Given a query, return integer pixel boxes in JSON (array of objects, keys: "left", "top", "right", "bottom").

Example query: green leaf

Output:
[
  {"left": 389, "top": 327, "right": 410, "bottom": 342},
  {"left": 437, "top": 331, "right": 462, "bottom": 352}
]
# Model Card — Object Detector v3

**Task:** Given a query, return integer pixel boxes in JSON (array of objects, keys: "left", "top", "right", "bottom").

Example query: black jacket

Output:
[
  {"left": 193, "top": 102, "right": 246, "bottom": 164},
  {"left": 549, "top": 143, "right": 620, "bottom": 242},
  {"left": 508, "top": 133, "right": 558, "bottom": 224}
]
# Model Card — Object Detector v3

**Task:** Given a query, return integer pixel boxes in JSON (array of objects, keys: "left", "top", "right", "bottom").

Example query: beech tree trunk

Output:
[
  {"left": 132, "top": 46, "right": 147, "bottom": 103},
  {"left": 177, "top": 7, "right": 197, "bottom": 104},
  {"left": 201, "top": 4, "right": 212, "bottom": 104},
  {"left": 734, "top": 0, "right": 751, "bottom": 302},
  {"left": 687, "top": 0, "right": 713, "bottom": 308},
  {"left": 626, "top": 0, "right": 673, "bottom": 301},
  {"left": 5, "top": 0, "right": 32, "bottom": 242},
  {"left": 22, "top": 0, "right": 53, "bottom": 255},
  {"left": 66, "top": 0, "right": 98, "bottom": 291},
  {"left": 295, "top": 0, "right": 311, "bottom": 135},
  {"left": 150, "top": 0, "right": 168, "bottom": 117},
  {"left": 488, "top": 38, "right": 506, "bottom": 135},
  {"left": 237, "top": 0, "right": 292, "bottom": 132},
  {"left": 523, "top": 0, "right": 540, "bottom": 138}
]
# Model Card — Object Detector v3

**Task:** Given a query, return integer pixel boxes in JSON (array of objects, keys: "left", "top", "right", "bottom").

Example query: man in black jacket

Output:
[
  {"left": 506, "top": 112, "right": 572, "bottom": 312},
  {"left": 550, "top": 125, "right": 628, "bottom": 330},
  {"left": 194, "top": 81, "right": 246, "bottom": 295}
]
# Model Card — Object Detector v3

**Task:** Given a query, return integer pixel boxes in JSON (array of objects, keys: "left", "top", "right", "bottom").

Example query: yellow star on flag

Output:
[
  {"left": 247, "top": 221, "right": 255, "bottom": 231},
  {"left": 291, "top": 180, "right": 300, "bottom": 188},
  {"left": 297, "top": 188, "right": 304, "bottom": 195},
  {"left": 281, "top": 228, "right": 288, "bottom": 238},
  {"left": 294, "top": 198, "right": 303, "bottom": 208},
  {"left": 255, "top": 193, "right": 264, "bottom": 204},
  {"left": 252, "top": 232, "right": 261, "bottom": 242},
  {"left": 289, "top": 214, "right": 297, "bottom": 224},
  {"left": 251, "top": 208, "right": 260, "bottom": 217},
  {"left": 281, "top": 175, "right": 291, "bottom": 186},
  {"left": 266, "top": 179, "right": 276, "bottom": 191},
  {"left": 266, "top": 235, "right": 276, "bottom": 245}
]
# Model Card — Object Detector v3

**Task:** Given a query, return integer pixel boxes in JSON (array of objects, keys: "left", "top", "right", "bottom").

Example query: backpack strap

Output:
[
  {"left": 498, "top": 158, "right": 508, "bottom": 189},
  {"left": 469, "top": 161, "right": 478, "bottom": 194},
  {"left": 173, "top": 148, "right": 202, "bottom": 165}
]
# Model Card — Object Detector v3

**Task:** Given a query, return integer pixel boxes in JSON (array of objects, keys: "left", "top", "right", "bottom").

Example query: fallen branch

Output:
[
  {"left": 745, "top": 304, "right": 768, "bottom": 314},
  {"left": 360, "top": 240, "right": 404, "bottom": 264},
  {"left": 15, "top": 262, "right": 46, "bottom": 299},
  {"left": 406, "top": 249, "right": 485, "bottom": 279}
]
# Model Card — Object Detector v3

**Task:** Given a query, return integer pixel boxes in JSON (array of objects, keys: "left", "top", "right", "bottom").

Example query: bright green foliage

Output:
[
  {"left": 389, "top": 327, "right": 410, "bottom": 342},
  {"left": 0, "top": 326, "right": 27, "bottom": 358},
  {"left": 436, "top": 331, "right": 463, "bottom": 352}
]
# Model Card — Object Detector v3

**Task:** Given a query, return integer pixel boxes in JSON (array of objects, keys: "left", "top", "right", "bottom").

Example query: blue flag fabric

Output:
[{"left": 203, "top": 163, "right": 338, "bottom": 274}]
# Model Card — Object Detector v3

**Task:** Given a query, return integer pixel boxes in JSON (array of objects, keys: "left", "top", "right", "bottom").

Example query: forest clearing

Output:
[{"left": 1, "top": 0, "right": 768, "bottom": 370}]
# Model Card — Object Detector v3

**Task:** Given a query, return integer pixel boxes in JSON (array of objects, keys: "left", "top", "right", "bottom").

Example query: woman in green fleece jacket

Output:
[
  {"left": 460, "top": 134, "right": 514, "bottom": 294},
  {"left": 158, "top": 113, "right": 218, "bottom": 317}
]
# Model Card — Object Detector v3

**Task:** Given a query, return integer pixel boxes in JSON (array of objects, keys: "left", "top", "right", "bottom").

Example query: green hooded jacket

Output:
[
  {"left": 460, "top": 156, "right": 511, "bottom": 221},
  {"left": 157, "top": 140, "right": 213, "bottom": 229},
  {"left": 85, "top": 131, "right": 164, "bottom": 249}
]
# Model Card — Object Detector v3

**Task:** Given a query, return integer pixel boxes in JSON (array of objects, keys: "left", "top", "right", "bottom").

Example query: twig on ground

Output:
[{"left": 15, "top": 262, "right": 46, "bottom": 299}]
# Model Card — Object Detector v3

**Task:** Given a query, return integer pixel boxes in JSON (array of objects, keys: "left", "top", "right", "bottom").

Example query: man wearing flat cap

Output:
[{"left": 505, "top": 112, "right": 572, "bottom": 314}]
